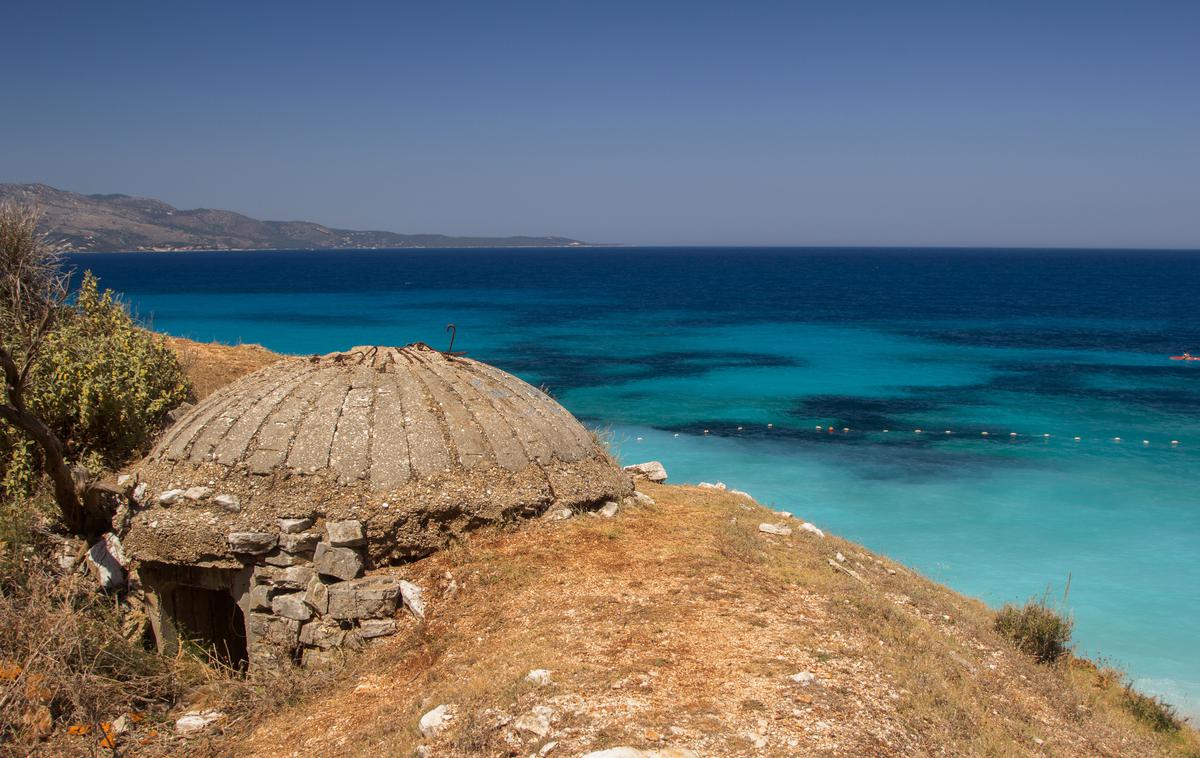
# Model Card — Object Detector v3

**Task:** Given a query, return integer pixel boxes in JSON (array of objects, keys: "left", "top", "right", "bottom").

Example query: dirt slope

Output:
[{"left": 227, "top": 483, "right": 1198, "bottom": 757}]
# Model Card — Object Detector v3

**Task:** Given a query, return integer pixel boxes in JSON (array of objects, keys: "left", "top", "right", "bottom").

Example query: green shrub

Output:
[
  {"left": 994, "top": 595, "right": 1073, "bottom": 663},
  {"left": 0, "top": 272, "right": 191, "bottom": 498},
  {"left": 1121, "top": 684, "right": 1183, "bottom": 732}
]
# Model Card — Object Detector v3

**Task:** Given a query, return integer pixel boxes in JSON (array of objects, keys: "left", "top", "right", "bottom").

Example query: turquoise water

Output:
[{"left": 71, "top": 247, "right": 1200, "bottom": 717}]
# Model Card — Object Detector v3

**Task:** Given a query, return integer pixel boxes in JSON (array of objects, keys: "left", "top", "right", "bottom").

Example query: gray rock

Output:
[
  {"left": 280, "top": 531, "right": 320, "bottom": 554},
  {"left": 228, "top": 532, "right": 277, "bottom": 554},
  {"left": 790, "top": 671, "right": 816, "bottom": 685},
  {"left": 598, "top": 501, "right": 619, "bottom": 518},
  {"left": 255, "top": 564, "right": 314, "bottom": 590},
  {"left": 86, "top": 537, "right": 126, "bottom": 590},
  {"left": 183, "top": 486, "right": 212, "bottom": 501},
  {"left": 327, "top": 575, "right": 402, "bottom": 620},
  {"left": 758, "top": 523, "right": 792, "bottom": 536},
  {"left": 279, "top": 517, "right": 314, "bottom": 534},
  {"left": 246, "top": 583, "right": 272, "bottom": 612},
  {"left": 541, "top": 507, "right": 573, "bottom": 521},
  {"left": 214, "top": 493, "right": 240, "bottom": 511},
  {"left": 167, "top": 402, "right": 194, "bottom": 422},
  {"left": 326, "top": 519, "right": 366, "bottom": 547},
  {"left": 271, "top": 591, "right": 314, "bottom": 621},
  {"left": 298, "top": 619, "right": 346, "bottom": 648},
  {"left": 800, "top": 522, "right": 825, "bottom": 538},
  {"left": 116, "top": 474, "right": 134, "bottom": 488},
  {"left": 132, "top": 482, "right": 148, "bottom": 501},
  {"left": 399, "top": 579, "right": 425, "bottom": 619},
  {"left": 629, "top": 491, "right": 656, "bottom": 506},
  {"left": 304, "top": 574, "right": 330, "bottom": 614},
  {"left": 314, "top": 542, "right": 364, "bottom": 580},
  {"left": 419, "top": 704, "right": 453, "bottom": 738},
  {"left": 157, "top": 488, "right": 185, "bottom": 505},
  {"left": 622, "top": 460, "right": 667, "bottom": 482},
  {"left": 357, "top": 618, "right": 398, "bottom": 638},
  {"left": 245, "top": 613, "right": 300, "bottom": 666},
  {"left": 301, "top": 647, "right": 342, "bottom": 669},
  {"left": 174, "top": 709, "right": 225, "bottom": 734},
  {"left": 526, "top": 668, "right": 552, "bottom": 686},
  {"left": 263, "top": 550, "right": 310, "bottom": 567},
  {"left": 513, "top": 705, "right": 554, "bottom": 738}
]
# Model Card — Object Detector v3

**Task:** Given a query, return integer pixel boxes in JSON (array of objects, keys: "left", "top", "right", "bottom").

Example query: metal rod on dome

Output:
[{"left": 444, "top": 323, "right": 466, "bottom": 357}]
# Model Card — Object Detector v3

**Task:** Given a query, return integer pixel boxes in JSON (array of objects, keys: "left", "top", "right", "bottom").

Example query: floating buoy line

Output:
[{"left": 636, "top": 425, "right": 1185, "bottom": 448}]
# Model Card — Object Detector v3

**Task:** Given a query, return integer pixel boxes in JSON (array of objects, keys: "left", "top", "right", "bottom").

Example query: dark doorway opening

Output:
[{"left": 167, "top": 585, "right": 248, "bottom": 669}]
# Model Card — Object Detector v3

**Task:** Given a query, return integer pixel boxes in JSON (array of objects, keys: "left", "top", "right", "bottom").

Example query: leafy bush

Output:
[
  {"left": 1121, "top": 684, "right": 1184, "bottom": 733},
  {"left": 0, "top": 273, "right": 191, "bottom": 497},
  {"left": 994, "top": 595, "right": 1073, "bottom": 663}
]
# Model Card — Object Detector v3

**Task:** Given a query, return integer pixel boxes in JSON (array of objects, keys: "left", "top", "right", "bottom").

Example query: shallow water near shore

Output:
[{"left": 71, "top": 247, "right": 1200, "bottom": 717}]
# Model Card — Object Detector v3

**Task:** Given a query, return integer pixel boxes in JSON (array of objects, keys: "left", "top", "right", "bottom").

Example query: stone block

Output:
[
  {"left": 327, "top": 575, "right": 402, "bottom": 620},
  {"left": 246, "top": 583, "right": 272, "bottom": 612},
  {"left": 246, "top": 612, "right": 300, "bottom": 667},
  {"left": 326, "top": 519, "right": 366, "bottom": 547},
  {"left": 298, "top": 619, "right": 346, "bottom": 648},
  {"left": 271, "top": 591, "right": 314, "bottom": 621},
  {"left": 228, "top": 532, "right": 277, "bottom": 555},
  {"left": 263, "top": 549, "right": 310, "bottom": 567},
  {"left": 304, "top": 575, "right": 330, "bottom": 614},
  {"left": 183, "top": 486, "right": 212, "bottom": 501},
  {"left": 314, "top": 542, "right": 363, "bottom": 581},
  {"left": 280, "top": 531, "right": 320, "bottom": 554},
  {"left": 255, "top": 564, "right": 314, "bottom": 590},
  {"left": 357, "top": 618, "right": 397, "bottom": 639},
  {"left": 279, "top": 517, "right": 314, "bottom": 534},
  {"left": 399, "top": 580, "right": 425, "bottom": 619}
]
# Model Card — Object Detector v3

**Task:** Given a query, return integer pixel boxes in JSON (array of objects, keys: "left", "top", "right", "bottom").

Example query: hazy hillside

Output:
[{"left": 0, "top": 183, "right": 593, "bottom": 252}]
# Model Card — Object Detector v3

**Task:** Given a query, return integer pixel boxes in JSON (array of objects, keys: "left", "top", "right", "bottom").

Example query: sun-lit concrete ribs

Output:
[{"left": 147, "top": 342, "right": 599, "bottom": 488}]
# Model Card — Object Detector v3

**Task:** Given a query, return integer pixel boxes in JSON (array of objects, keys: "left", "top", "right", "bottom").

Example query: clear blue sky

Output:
[{"left": 2, "top": 1, "right": 1198, "bottom": 247}]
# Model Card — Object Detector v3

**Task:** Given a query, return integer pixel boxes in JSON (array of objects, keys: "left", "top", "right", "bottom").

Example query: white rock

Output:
[
  {"left": 116, "top": 474, "right": 133, "bottom": 487},
  {"left": 539, "top": 741, "right": 559, "bottom": 756},
  {"left": 175, "top": 709, "right": 225, "bottom": 734},
  {"left": 400, "top": 579, "right": 425, "bottom": 619},
  {"left": 775, "top": 510, "right": 793, "bottom": 519},
  {"left": 279, "top": 517, "right": 314, "bottom": 533},
  {"left": 157, "top": 488, "right": 185, "bottom": 505},
  {"left": 183, "top": 486, "right": 212, "bottom": 501},
  {"left": 526, "top": 668, "right": 553, "bottom": 686},
  {"left": 791, "top": 671, "right": 816, "bottom": 685},
  {"left": 132, "top": 482, "right": 148, "bottom": 501},
  {"left": 86, "top": 535, "right": 126, "bottom": 590},
  {"left": 513, "top": 704, "right": 554, "bottom": 738},
  {"left": 697, "top": 481, "right": 726, "bottom": 490},
  {"left": 835, "top": 552, "right": 846, "bottom": 562},
  {"left": 623, "top": 460, "right": 667, "bottom": 482},
  {"left": 758, "top": 523, "right": 792, "bottom": 536},
  {"left": 800, "top": 522, "right": 825, "bottom": 538},
  {"left": 730, "top": 489, "right": 753, "bottom": 500},
  {"left": 214, "top": 493, "right": 240, "bottom": 510},
  {"left": 598, "top": 501, "right": 619, "bottom": 518},
  {"left": 542, "top": 507, "right": 573, "bottom": 521},
  {"left": 630, "top": 491, "right": 656, "bottom": 506},
  {"left": 419, "top": 704, "right": 452, "bottom": 738}
]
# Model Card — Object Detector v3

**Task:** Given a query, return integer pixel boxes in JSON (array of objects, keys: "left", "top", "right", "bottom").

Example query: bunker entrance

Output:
[
  {"left": 166, "top": 585, "right": 248, "bottom": 668},
  {"left": 141, "top": 564, "right": 251, "bottom": 671}
]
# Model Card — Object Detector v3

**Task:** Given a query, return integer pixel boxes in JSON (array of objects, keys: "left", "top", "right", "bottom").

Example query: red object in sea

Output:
[{"left": 1170, "top": 353, "right": 1199, "bottom": 361}]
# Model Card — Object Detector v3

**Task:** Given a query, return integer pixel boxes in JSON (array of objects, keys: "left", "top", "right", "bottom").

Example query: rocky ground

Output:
[{"left": 215, "top": 480, "right": 1197, "bottom": 757}]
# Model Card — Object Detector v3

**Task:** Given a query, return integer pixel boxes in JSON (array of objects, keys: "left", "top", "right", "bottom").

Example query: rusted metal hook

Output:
[{"left": 444, "top": 324, "right": 466, "bottom": 357}]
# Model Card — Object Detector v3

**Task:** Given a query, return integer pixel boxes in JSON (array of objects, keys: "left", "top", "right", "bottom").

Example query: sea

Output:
[{"left": 68, "top": 247, "right": 1200, "bottom": 718}]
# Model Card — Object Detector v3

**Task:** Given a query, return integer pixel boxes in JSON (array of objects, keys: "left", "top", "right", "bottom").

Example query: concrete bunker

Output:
[{"left": 121, "top": 343, "right": 631, "bottom": 669}]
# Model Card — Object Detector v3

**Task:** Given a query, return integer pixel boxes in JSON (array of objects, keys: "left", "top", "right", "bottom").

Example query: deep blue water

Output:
[{"left": 70, "top": 247, "right": 1200, "bottom": 717}]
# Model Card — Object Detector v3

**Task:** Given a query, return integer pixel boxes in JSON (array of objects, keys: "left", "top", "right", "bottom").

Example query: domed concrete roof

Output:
[{"left": 126, "top": 344, "right": 629, "bottom": 566}]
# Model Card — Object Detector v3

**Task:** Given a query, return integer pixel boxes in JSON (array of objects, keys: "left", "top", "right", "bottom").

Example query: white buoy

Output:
[
  {"left": 842, "top": 427, "right": 849, "bottom": 432},
  {"left": 1113, "top": 437, "right": 1121, "bottom": 442},
  {"left": 767, "top": 423, "right": 774, "bottom": 429},
  {"left": 1172, "top": 440, "right": 1180, "bottom": 445},
  {"left": 944, "top": 430, "right": 952, "bottom": 434},
  {"left": 883, "top": 429, "right": 890, "bottom": 433},
  {"left": 673, "top": 433, "right": 679, "bottom": 438},
  {"left": 981, "top": 431, "right": 989, "bottom": 436},
  {"left": 737, "top": 426, "right": 743, "bottom": 431},
  {"left": 1009, "top": 432, "right": 1018, "bottom": 437},
  {"left": 814, "top": 425, "right": 822, "bottom": 430},
  {"left": 1043, "top": 433, "right": 1051, "bottom": 438},
  {"left": 704, "top": 429, "right": 710, "bottom": 435},
  {"left": 1143, "top": 440, "right": 1149, "bottom": 445},
  {"left": 636, "top": 436, "right": 643, "bottom": 442},
  {"left": 914, "top": 429, "right": 923, "bottom": 434},
  {"left": 1074, "top": 436, "right": 1081, "bottom": 441}
]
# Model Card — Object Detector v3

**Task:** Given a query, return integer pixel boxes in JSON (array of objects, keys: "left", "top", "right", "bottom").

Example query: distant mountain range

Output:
[{"left": 0, "top": 183, "right": 595, "bottom": 252}]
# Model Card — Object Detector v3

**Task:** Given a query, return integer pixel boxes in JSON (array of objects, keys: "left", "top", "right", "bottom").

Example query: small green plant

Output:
[
  {"left": 1121, "top": 684, "right": 1183, "bottom": 733},
  {"left": 994, "top": 593, "right": 1073, "bottom": 664}
]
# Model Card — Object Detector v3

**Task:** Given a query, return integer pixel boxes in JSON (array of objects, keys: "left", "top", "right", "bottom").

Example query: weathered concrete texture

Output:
[{"left": 125, "top": 343, "right": 631, "bottom": 566}]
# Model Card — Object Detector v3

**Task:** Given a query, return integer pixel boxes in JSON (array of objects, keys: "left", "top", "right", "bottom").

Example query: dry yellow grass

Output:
[
  {"left": 226, "top": 484, "right": 1200, "bottom": 757},
  {"left": 164, "top": 336, "right": 281, "bottom": 400}
]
